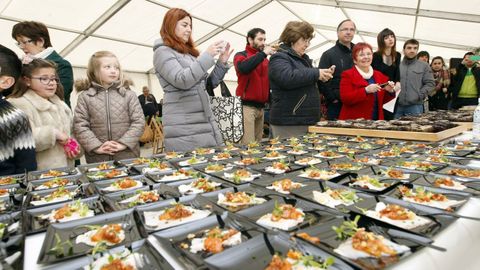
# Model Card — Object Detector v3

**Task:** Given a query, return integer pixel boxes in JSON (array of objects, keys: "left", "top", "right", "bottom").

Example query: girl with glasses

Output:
[{"left": 8, "top": 59, "right": 80, "bottom": 170}]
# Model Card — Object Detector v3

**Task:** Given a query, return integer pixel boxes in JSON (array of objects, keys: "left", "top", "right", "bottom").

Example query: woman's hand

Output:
[
  {"left": 109, "top": 141, "right": 127, "bottom": 153},
  {"left": 206, "top": 41, "right": 226, "bottom": 57},
  {"left": 383, "top": 81, "right": 395, "bottom": 93},
  {"left": 55, "top": 129, "right": 69, "bottom": 145},
  {"left": 219, "top": 42, "right": 234, "bottom": 64},
  {"left": 94, "top": 142, "right": 115, "bottom": 155},
  {"left": 365, "top": 83, "right": 381, "bottom": 94},
  {"left": 318, "top": 68, "right": 334, "bottom": 82}
]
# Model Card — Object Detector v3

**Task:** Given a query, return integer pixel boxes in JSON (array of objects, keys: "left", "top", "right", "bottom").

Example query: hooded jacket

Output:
[
  {"left": 268, "top": 44, "right": 320, "bottom": 125},
  {"left": 73, "top": 81, "right": 144, "bottom": 163},
  {"left": 152, "top": 38, "right": 228, "bottom": 152},
  {"left": 9, "top": 90, "right": 74, "bottom": 170}
]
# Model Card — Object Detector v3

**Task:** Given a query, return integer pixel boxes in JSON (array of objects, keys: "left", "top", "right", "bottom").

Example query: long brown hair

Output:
[
  {"left": 74, "top": 51, "right": 124, "bottom": 91},
  {"left": 10, "top": 58, "right": 64, "bottom": 99},
  {"left": 376, "top": 28, "right": 397, "bottom": 64},
  {"left": 160, "top": 8, "right": 199, "bottom": 57}
]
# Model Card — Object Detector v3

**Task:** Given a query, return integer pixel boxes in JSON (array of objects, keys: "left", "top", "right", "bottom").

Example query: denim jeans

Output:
[{"left": 394, "top": 104, "right": 424, "bottom": 119}]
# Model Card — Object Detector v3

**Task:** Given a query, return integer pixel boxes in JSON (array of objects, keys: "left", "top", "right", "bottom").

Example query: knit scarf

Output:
[{"left": 355, "top": 65, "right": 374, "bottom": 79}]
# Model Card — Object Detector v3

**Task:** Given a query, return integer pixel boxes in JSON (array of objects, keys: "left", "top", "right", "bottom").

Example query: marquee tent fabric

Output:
[{"left": 1, "top": 0, "right": 479, "bottom": 98}]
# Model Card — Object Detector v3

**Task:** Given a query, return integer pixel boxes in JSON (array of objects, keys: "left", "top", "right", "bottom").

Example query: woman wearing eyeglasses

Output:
[
  {"left": 11, "top": 21, "right": 74, "bottom": 107},
  {"left": 9, "top": 59, "right": 81, "bottom": 170},
  {"left": 338, "top": 42, "right": 395, "bottom": 120}
]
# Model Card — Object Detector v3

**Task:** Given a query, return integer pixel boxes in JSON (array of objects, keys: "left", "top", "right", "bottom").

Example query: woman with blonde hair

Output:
[
  {"left": 73, "top": 51, "right": 144, "bottom": 163},
  {"left": 153, "top": 8, "right": 233, "bottom": 151}
]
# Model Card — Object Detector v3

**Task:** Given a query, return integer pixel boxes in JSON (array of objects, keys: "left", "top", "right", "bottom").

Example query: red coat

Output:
[{"left": 339, "top": 67, "right": 395, "bottom": 120}]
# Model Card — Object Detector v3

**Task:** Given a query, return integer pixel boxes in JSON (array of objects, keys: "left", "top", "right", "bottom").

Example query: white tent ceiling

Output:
[{"left": 1, "top": 0, "right": 479, "bottom": 83}]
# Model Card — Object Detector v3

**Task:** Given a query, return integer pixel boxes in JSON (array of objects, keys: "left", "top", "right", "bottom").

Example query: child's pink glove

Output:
[{"left": 63, "top": 138, "right": 80, "bottom": 158}]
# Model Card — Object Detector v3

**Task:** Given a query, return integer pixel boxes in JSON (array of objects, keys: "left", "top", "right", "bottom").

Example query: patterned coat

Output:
[
  {"left": 153, "top": 39, "right": 228, "bottom": 152},
  {"left": 73, "top": 82, "right": 145, "bottom": 163}
]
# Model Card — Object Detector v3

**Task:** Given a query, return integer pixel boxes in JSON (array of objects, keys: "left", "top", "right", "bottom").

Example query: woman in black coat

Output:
[{"left": 269, "top": 21, "right": 333, "bottom": 138}]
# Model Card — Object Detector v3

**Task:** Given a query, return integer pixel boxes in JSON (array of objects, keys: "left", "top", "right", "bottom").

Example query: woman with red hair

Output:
[
  {"left": 339, "top": 42, "right": 396, "bottom": 120},
  {"left": 153, "top": 8, "right": 233, "bottom": 151}
]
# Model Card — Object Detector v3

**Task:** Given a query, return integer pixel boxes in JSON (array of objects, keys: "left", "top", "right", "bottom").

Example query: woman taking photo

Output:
[
  {"left": 339, "top": 42, "right": 395, "bottom": 120},
  {"left": 153, "top": 8, "right": 232, "bottom": 152},
  {"left": 268, "top": 21, "right": 333, "bottom": 138},
  {"left": 372, "top": 28, "right": 401, "bottom": 119}
]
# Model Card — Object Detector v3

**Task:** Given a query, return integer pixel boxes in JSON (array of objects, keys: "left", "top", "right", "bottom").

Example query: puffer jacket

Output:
[
  {"left": 269, "top": 44, "right": 321, "bottom": 125},
  {"left": 9, "top": 90, "right": 75, "bottom": 170},
  {"left": 153, "top": 38, "right": 228, "bottom": 152},
  {"left": 73, "top": 82, "right": 145, "bottom": 163}
]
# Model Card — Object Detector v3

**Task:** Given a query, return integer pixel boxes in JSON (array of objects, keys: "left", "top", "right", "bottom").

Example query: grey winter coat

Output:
[
  {"left": 73, "top": 82, "right": 145, "bottom": 163},
  {"left": 153, "top": 39, "right": 228, "bottom": 152},
  {"left": 398, "top": 58, "right": 435, "bottom": 106}
]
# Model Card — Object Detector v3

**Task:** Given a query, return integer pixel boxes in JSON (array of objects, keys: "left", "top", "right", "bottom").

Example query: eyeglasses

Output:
[
  {"left": 15, "top": 39, "right": 34, "bottom": 47},
  {"left": 31, "top": 77, "right": 60, "bottom": 85}
]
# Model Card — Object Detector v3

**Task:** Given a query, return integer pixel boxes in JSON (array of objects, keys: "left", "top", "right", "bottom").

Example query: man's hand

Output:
[{"left": 263, "top": 45, "right": 276, "bottom": 56}]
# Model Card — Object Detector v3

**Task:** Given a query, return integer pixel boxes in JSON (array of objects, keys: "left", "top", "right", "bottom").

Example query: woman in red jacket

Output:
[{"left": 339, "top": 42, "right": 396, "bottom": 120}]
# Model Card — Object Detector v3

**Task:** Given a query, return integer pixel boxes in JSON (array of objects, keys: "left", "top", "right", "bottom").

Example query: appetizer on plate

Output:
[
  {"left": 349, "top": 136, "right": 367, "bottom": 143},
  {"left": 240, "top": 148, "right": 262, "bottom": 156},
  {"left": 396, "top": 160, "right": 436, "bottom": 171},
  {"left": 256, "top": 202, "right": 304, "bottom": 231},
  {"left": 87, "top": 169, "right": 128, "bottom": 181},
  {"left": 446, "top": 168, "right": 480, "bottom": 178},
  {"left": 357, "top": 143, "right": 374, "bottom": 150},
  {"left": 224, "top": 142, "right": 240, "bottom": 151},
  {"left": 263, "top": 151, "right": 287, "bottom": 160},
  {"left": 445, "top": 144, "right": 476, "bottom": 151},
  {"left": 330, "top": 163, "right": 363, "bottom": 171},
  {"left": 433, "top": 177, "right": 467, "bottom": 191},
  {"left": 320, "top": 135, "right": 337, "bottom": 141},
  {"left": 178, "top": 156, "right": 208, "bottom": 167},
  {"left": 87, "top": 163, "right": 115, "bottom": 172},
  {"left": 131, "top": 157, "right": 152, "bottom": 165},
  {"left": 298, "top": 168, "right": 340, "bottom": 181},
  {"left": 295, "top": 232, "right": 321, "bottom": 245},
  {"left": 212, "top": 152, "right": 232, "bottom": 161},
  {"left": 380, "top": 168, "right": 410, "bottom": 180},
  {"left": 428, "top": 147, "right": 453, "bottom": 156},
  {"left": 102, "top": 178, "right": 142, "bottom": 192},
  {"left": 265, "top": 250, "right": 334, "bottom": 270},
  {"left": 30, "top": 187, "right": 77, "bottom": 206},
  {"left": 374, "top": 138, "right": 390, "bottom": 146},
  {"left": 265, "top": 161, "right": 291, "bottom": 174},
  {"left": 0, "top": 189, "right": 9, "bottom": 198},
  {"left": 224, "top": 169, "right": 261, "bottom": 183},
  {"left": 204, "top": 163, "right": 233, "bottom": 173},
  {"left": 265, "top": 145, "right": 286, "bottom": 151},
  {"left": 314, "top": 151, "right": 344, "bottom": 159},
  {"left": 39, "top": 200, "right": 94, "bottom": 223},
  {"left": 294, "top": 157, "right": 321, "bottom": 166},
  {"left": 337, "top": 147, "right": 360, "bottom": 154},
  {"left": 82, "top": 249, "right": 142, "bottom": 270},
  {"left": 313, "top": 188, "right": 359, "bottom": 208},
  {"left": 269, "top": 137, "right": 281, "bottom": 145},
  {"left": 76, "top": 223, "right": 125, "bottom": 246},
  {"left": 235, "top": 157, "right": 260, "bottom": 167},
  {"left": 334, "top": 224, "right": 410, "bottom": 259},
  {"left": 158, "top": 169, "right": 198, "bottom": 182},
  {"left": 308, "top": 144, "right": 326, "bottom": 151},
  {"left": 353, "top": 156, "right": 381, "bottom": 165},
  {"left": 266, "top": 178, "right": 305, "bottom": 194},
  {"left": 119, "top": 190, "right": 161, "bottom": 207},
  {"left": 426, "top": 155, "right": 450, "bottom": 163},
  {"left": 143, "top": 203, "right": 210, "bottom": 230},
  {"left": 188, "top": 227, "right": 241, "bottom": 254},
  {"left": 178, "top": 178, "right": 222, "bottom": 194},
  {"left": 374, "top": 149, "right": 400, "bottom": 158},
  {"left": 192, "top": 147, "right": 215, "bottom": 155},
  {"left": 40, "top": 170, "right": 68, "bottom": 179},
  {"left": 142, "top": 160, "right": 172, "bottom": 174},
  {"left": 327, "top": 140, "right": 348, "bottom": 147},
  {"left": 0, "top": 176, "right": 17, "bottom": 185},
  {"left": 350, "top": 175, "right": 390, "bottom": 191},
  {"left": 398, "top": 186, "right": 465, "bottom": 210},
  {"left": 165, "top": 151, "right": 184, "bottom": 159},
  {"left": 217, "top": 191, "right": 266, "bottom": 208},
  {"left": 287, "top": 146, "right": 308, "bottom": 155},
  {"left": 365, "top": 202, "right": 431, "bottom": 230},
  {"left": 34, "top": 177, "right": 72, "bottom": 190}
]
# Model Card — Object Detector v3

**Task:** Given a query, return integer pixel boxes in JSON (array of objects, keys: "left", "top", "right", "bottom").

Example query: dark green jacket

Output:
[{"left": 46, "top": 50, "right": 74, "bottom": 107}]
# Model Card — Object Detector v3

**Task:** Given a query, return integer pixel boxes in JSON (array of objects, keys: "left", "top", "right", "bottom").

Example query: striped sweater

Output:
[{"left": 0, "top": 95, "right": 36, "bottom": 175}]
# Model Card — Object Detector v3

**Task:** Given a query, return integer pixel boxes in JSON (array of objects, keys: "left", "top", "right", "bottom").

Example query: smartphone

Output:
[
  {"left": 379, "top": 82, "right": 389, "bottom": 87},
  {"left": 470, "top": 55, "right": 480, "bottom": 61}
]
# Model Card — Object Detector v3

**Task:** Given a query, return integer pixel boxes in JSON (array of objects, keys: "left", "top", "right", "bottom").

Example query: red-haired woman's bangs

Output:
[{"left": 160, "top": 8, "right": 199, "bottom": 57}]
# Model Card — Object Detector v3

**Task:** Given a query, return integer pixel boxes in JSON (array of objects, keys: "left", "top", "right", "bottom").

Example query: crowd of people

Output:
[{"left": 1, "top": 8, "right": 479, "bottom": 174}]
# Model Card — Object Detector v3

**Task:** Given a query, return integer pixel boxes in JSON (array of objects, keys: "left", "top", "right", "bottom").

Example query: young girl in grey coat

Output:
[
  {"left": 153, "top": 8, "right": 233, "bottom": 152},
  {"left": 73, "top": 51, "right": 145, "bottom": 163}
]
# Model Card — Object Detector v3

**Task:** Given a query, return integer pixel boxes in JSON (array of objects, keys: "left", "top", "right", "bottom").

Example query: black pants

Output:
[{"left": 451, "top": 97, "right": 478, "bottom": 109}]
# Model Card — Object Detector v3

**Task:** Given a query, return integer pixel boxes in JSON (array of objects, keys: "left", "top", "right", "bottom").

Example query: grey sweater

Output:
[
  {"left": 153, "top": 39, "right": 228, "bottom": 152},
  {"left": 398, "top": 57, "right": 435, "bottom": 106}
]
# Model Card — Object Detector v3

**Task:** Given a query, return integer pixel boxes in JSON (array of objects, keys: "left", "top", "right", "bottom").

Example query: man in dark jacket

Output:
[
  {"left": 450, "top": 52, "right": 480, "bottom": 109},
  {"left": 138, "top": 86, "right": 158, "bottom": 123},
  {"left": 234, "top": 28, "right": 275, "bottom": 144},
  {"left": 318, "top": 19, "right": 356, "bottom": 120}
]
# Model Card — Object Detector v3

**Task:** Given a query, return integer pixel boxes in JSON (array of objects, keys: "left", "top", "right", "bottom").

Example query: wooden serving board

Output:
[{"left": 308, "top": 123, "right": 471, "bottom": 142}]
